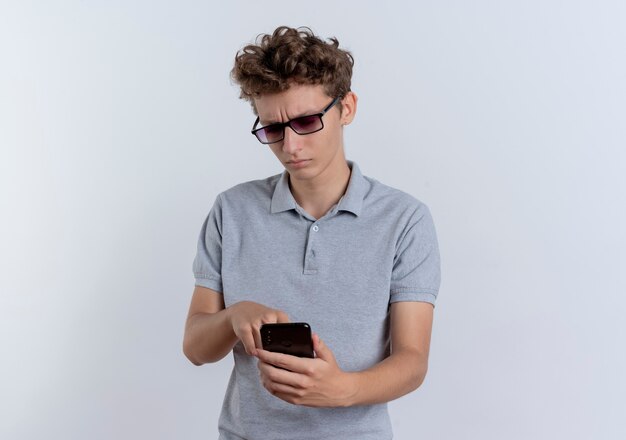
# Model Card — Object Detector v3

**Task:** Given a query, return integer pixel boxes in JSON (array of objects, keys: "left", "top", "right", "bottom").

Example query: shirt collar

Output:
[{"left": 270, "top": 159, "right": 366, "bottom": 217}]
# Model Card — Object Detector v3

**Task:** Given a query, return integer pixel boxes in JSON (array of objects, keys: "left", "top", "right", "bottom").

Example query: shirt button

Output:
[{"left": 312, "top": 225, "right": 319, "bottom": 232}]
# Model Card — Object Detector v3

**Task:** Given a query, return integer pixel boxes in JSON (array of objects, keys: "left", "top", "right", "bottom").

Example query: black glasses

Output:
[{"left": 251, "top": 96, "right": 341, "bottom": 144}]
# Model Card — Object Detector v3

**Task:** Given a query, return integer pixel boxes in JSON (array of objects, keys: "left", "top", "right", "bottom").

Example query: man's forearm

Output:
[
  {"left": 183, "top": 308, "right": 238, "bottom": 365},
  {"left": 347, "top": 349, "right": 428, "bottom": 406}
]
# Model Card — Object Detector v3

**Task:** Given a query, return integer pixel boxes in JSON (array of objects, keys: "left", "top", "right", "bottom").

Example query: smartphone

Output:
[{"left": 260, "top": 322, "right": 315, "bottom": 358}]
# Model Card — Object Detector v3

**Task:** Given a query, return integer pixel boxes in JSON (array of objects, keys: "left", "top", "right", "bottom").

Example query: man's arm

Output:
[
  {"left": 183, "top": 286, "right": 234, "bottom": 365},
  {"left": 183, "top": 286, "right": 291, "bottom": 366},
  {"left": 347, "top": 300, "right": 434, "bottom": 405},
  {"left": 255, "top": 300, "right": 434, "bottom": 407}
]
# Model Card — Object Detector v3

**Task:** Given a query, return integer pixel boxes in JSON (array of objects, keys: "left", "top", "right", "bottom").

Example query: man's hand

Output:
[
  {"left": 228, "top": 301, "right": 290, "bottom": 356},
  {"left": 256, "top": 333, "right": 357, "bottom": 407}
]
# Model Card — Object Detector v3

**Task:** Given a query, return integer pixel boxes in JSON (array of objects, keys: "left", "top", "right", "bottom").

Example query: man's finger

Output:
[
  {"left": 252, "top": 325, "right": 263, "bottom": 352},
  {"left": 265, "top": 381, "right": 302, "bottom": 400},
  {"left": 256, "top": 349, "right": 311, "bottom": 373},
  {"left": 241, "top": 331, "right": 257, "bottom": 356},
  {"left": 312, "top": 333, "right": 334, "bottom": 362},
  {"left": 276, "top": 311, "right": 290, "bottom": 323},
  {"left": 258, "top": 360, "right": 308, "bottom": 388}
]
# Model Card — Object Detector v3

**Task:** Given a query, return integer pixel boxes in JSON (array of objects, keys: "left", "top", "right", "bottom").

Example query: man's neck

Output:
[{"left": 288, "top": 159, "right": 352, "bottom": 220}]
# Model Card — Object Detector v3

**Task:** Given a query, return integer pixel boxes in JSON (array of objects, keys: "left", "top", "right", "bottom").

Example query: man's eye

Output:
[
  {"left": 292, "top": 116, "right": 320, "bottom": 131},
  {"left": 264, "top": 125, "right": 282, "bottom": 134}
]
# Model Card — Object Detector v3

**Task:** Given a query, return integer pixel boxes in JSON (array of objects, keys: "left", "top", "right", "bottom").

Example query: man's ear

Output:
[{"left": 340, "top": 91, "right": 358, "bottom": 126}]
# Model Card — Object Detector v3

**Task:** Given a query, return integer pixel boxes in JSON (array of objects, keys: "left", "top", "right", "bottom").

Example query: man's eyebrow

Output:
[{"left": 261, "top": 109, "right": 318, "bottom": 125}]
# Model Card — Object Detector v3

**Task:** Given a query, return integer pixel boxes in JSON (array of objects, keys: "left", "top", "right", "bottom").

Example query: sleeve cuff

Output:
[
  {"left": 194, "top": 275, "right": 223, "bottom": 293},
  {"left": 389, "top": 289, "right": 437, "bottom": 306}
]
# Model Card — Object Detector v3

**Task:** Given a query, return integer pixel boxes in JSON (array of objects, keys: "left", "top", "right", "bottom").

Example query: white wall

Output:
[{"left": 1, "top": 1, "right": 625, "bottom": 439}]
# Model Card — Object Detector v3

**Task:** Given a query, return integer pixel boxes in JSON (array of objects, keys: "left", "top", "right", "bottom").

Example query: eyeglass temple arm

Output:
[{"left": 321, "top": 96, "right": 341, "bottom": 115}]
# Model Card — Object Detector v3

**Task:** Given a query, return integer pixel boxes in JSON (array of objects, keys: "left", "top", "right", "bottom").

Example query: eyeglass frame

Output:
[{"left": 250, "top": 96, "right": 342, "bottom": 144}]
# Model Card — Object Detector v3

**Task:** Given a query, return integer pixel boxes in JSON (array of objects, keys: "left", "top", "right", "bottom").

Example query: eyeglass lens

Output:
[{"left": 256, "top": 115, "right": 323, "bottom": 144}]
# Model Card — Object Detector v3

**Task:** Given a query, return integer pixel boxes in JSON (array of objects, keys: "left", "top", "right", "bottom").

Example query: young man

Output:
[{"left": 184, "top": 26, "right": 441, "bottom": 440}]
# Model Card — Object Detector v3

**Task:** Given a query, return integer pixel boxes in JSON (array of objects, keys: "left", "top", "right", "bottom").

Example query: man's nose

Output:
[{"left": 281, "top": 125, "right": 301, "bottom": 153}]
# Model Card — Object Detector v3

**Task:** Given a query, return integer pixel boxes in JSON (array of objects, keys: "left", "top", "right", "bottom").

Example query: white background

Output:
[{"left": 1, "top": 1, "right": 625, "bottom": 439}]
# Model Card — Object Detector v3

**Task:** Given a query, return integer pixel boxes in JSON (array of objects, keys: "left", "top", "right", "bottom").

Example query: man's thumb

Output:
[{"left": 313, "top": 333, "right": 333, "bottom": 361}]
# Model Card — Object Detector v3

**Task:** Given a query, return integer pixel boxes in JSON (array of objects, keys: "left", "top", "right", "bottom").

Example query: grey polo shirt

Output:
[{"left": 192, "top": 159, "right": 441, "bottom": 440}]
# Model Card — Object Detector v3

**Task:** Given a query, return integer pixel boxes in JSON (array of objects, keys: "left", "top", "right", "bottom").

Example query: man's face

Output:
[{"left": 253, "top": 83, "right": 349, "bottom": 182}]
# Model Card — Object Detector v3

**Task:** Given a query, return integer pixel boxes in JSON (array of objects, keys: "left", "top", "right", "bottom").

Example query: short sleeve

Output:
[
  {"left": 192, "top": 194, "right": 224, "bottom": 293},
  {"left": 389, "top": 203, "right": 441, "bottom": 307}
]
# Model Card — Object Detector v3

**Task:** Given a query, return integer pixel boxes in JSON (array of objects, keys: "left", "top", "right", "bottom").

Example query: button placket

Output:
[{"left": 303, "top": 222, "right": 320, "bottom": 275}]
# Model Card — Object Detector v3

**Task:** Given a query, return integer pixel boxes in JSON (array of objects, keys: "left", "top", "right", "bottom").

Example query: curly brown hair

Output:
[{"left": 230, "top": 26, "right": 354, "bottom": 116}]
